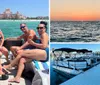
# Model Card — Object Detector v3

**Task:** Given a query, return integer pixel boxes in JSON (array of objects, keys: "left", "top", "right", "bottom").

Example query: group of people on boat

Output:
[{"left": 0, "top": 21, "right": 49, "bottom": 83}]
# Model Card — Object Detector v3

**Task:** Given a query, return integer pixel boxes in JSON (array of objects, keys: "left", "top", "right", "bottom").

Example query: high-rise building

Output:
[{"left": 0, "top": 8, "right": 26, "bottom": 19}]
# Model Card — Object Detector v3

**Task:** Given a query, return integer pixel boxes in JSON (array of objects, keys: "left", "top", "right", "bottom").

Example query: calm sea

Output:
[
  {"left": 0, "top": 20, "right": 49, "bottom": 39},
  {"left": 50, "top": 21, "right": 100, "bottom": 42},
  {"left": 50, "top": 61, "right": 73, "bottom": 85}
]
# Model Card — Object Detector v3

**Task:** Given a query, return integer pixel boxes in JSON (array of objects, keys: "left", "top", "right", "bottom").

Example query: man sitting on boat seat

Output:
[
  {"left": 4, "top": 21, "right": 49, "bottom": 83},
  {"left": 6, "top": 23, "right": 37, "bottom": 58}
]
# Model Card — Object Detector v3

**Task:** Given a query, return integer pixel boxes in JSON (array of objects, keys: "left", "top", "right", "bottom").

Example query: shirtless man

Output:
[{"left": 7, "top": 23, "right": 36, "bottom": 57}]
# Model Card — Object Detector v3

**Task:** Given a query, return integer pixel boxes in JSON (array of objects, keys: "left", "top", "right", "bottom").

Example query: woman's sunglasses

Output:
[{"left": 37, "top": 27, "right": 44, "bottom": 30}]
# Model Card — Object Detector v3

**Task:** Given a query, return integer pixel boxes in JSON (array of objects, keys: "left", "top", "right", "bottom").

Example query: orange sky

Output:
[{"left": 51, "top": 0, "right": 100, "bottom": 21}]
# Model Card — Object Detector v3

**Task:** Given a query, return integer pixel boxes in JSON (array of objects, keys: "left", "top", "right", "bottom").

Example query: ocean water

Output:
[
  {"left": 50, "top": 61, "right": 73, "bottom": 85},
  {"left": 0, "top": 20, "right": 49, "bottom": 39},
  {"left": 50, "top": 21, "right": 100, "bottom": 42}
]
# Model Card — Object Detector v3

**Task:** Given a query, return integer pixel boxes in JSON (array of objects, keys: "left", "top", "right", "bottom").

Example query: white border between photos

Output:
[
  {"left": 50, "top": 42, "right": 100, "bottom": 44},
  {"left": 49, "top": 0, "right": 50, "bottom": 85}
]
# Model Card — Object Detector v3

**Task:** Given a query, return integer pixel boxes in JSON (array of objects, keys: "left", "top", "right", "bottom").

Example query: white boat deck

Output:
[
  {"left": 60, "top": 63, "right": 100, "bottom": 85},
  {"left": 53, "top": 65, "right": 83, "bottom": 75},
  {"left": 0, "top": 55, "right": 31, "bottom": 85}
]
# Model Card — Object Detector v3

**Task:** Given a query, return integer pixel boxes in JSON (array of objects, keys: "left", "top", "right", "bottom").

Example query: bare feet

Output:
[
  {"left": 8, "top": 77, "right": 20, "bottom": 83},
  {"left": 3, "top": 65, "right": 12, "bottom": 70}
]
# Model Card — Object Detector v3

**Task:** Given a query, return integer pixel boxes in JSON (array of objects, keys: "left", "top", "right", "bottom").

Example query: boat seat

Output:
[
  {"left": 32, "top": 60, "right": 49, "bottom": 72},
  {"left": 23, "top": 60, "right": 49, "bottom": 85},
  {"left": 31, "top": 60, "right": 50, "bottom": 85}
]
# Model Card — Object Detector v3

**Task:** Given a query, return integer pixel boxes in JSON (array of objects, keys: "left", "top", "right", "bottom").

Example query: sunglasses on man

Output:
[{"left": 20, "top": 26, "right": 26, "bottom": 29}]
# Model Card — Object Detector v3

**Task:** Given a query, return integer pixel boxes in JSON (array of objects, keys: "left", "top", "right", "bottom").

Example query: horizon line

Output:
[{"left": 51, "top": 20, "right": 100, "bottom": 22}]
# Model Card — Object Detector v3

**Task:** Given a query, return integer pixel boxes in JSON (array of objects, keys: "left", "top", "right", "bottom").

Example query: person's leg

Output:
[
  {"left": 1, "top": 46, "right": 9, "bottom": 62},
  {"left": 4, "top": 49, "right": 47, "bottom": 69},
  {"left": 20, "top": 49, "right": 47, "bottom": 61},
  {"left": 17, "top": 50, "right": 24, "bottom": 55},
  {"left": 10, "top": 46, "right": 20, "bottom": 57},
  {"left": 9, "top": 58, "right": 32, "bottom": 83},
  {"left": 10, "top": 49, "right": 47, "bottom": 67},
  {"left": 0, "top": 52, "right": 2, "bottom": 65},
  {"left": 0, "top": 64, "right": 4, "bottom": 75},
  {"left": 0, "top": 51, "right": 2, "bottom": 61},
  {"left": 3, "top": 53, "right": 22, "bottom": 69},
  {"left": 0, "top": 52, "right": 4, "bottom": 75},
  {"left": 0, "top": 51, "right": 10, "bottom": 74}
]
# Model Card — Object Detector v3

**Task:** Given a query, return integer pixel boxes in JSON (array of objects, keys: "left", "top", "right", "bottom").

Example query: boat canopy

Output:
[
  {"left": 77, "top": 49, "right": 92, "bottom": 53},
  {"left": 53, "top": 48, "right": 92, "bottom": 53},
  {"left": 53, "top": 48, "right": 76, "bottom": 53}
]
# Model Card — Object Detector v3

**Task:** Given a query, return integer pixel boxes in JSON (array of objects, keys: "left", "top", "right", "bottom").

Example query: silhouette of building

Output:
[{"left": 0, "top": 8, "right": 26, "bottom": 19}]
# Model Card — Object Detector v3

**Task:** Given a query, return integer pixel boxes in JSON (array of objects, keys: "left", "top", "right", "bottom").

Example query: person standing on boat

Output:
[
  {"left": 7, "top": 23, "right": 37, "bottom": 58},
  {"left": 4, "top": 21, "right": 49, "bottom": 83}
]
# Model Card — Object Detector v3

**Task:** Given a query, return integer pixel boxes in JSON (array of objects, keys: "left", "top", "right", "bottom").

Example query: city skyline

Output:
[
  {"left": 0, "top": 8, "right": 48, "bottom": 20},
  {"left": 0, "top": 0, "right": 49, "bottom": 17},
  {"left": 0, "top": 8, "right": 26, "bottom": 19},
  {"left": 51, "top": 0, "right": 100, "bottom": 21}
]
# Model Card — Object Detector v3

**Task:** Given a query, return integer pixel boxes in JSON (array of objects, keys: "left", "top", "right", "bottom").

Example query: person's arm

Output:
[
  {"left": 19, "top": 30, "right": 36, "bottom": 49},
  {"left": 19, "top": 41, "right": 30, "bottom": 49},
  {"left": 28, "top": 33, "right": 48, "bottom": 49},
  {"left": 35, "top": 35, "right": 40, "bottom": 40},
  {"left": 28, "top": 30, "right": 36, "bottom": 40},
  {"left": 17, "top": 34, "right": 24, "bottom": 40},
  {"left": 6, "top": 34, "right": 24, "bottom": 40},
  {"left": 0, "top": 31, "right": 4, "bottom": 46}
]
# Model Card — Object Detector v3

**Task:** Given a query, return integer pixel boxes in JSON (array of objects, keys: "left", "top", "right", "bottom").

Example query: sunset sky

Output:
[{"left": 51, "top": 0, "right": 100, "bottom": 21}]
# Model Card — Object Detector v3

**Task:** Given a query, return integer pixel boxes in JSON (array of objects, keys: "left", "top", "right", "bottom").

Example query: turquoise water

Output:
[{"left": 0, "top": 20, "right": 49, "bottom": 39}]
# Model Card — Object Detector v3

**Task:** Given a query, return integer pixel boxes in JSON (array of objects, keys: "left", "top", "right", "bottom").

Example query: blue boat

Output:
[{"left": 52, "top": 48, "right": 100, "bottom": 75}]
